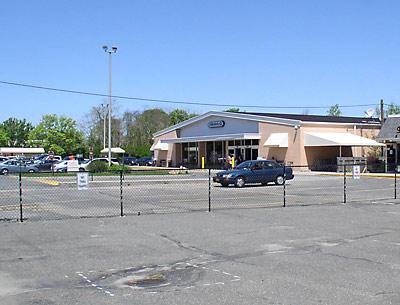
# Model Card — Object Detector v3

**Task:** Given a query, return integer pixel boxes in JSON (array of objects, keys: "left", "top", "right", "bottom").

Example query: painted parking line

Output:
[{"left": 37, "top": 179, "right": 60, "bottom": 186}]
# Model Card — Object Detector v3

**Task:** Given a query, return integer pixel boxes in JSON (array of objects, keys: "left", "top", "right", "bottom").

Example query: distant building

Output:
[
  {"left": 0, "top": 147, "right": 45, "bottom": 157},
  {"left": 152, "top": 111, "right": 383, "bottom": 169},
  {"left": 376, "top": 115, "right": 400, "bottom": 167}
]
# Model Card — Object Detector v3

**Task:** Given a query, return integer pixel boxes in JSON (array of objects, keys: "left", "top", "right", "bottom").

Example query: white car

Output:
[
  {"left": 79, "top": 158, "right": 119, "bottom": 171},
  {"left": 53, "top": 160, "right": 78, "bottom": 172}
]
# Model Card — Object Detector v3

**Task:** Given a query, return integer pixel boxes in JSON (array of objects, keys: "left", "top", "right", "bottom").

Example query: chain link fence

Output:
[{"left": 0, "top": 163, "right": 398, "bottom": 222}]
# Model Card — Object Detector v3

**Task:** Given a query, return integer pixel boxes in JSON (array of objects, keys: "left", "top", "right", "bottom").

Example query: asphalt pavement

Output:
[{"left": 1, "top": 200, "right": 400, "bottom": 304}]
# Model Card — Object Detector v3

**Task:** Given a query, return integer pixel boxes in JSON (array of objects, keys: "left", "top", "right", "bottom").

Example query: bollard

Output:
[
  {"left": 202, "top": 157, "right": 205, "bottom": 169},
  {"left": 231, "top": 157, "right": 235, "bottom": 169}
]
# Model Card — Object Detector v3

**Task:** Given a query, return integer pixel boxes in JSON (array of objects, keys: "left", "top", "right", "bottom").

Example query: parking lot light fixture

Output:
[{"left": 102, "top": 45, "right": 117, "bottom": 166}]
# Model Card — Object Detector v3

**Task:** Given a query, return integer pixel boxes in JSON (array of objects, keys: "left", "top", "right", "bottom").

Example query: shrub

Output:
[{"left": 87, "top": 161, "right": 108, "bottom": 172}]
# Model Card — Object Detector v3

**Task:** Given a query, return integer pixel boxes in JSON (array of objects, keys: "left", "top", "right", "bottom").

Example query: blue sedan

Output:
[{"left": 213, "top": 160, "right": 294, "bottom": 187}]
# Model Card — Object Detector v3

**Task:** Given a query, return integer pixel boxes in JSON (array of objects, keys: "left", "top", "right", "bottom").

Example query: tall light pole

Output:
[
  {"left": 102, "top": 45, "right": 117, "bottom": 166},
  {"left": 100, "top": 103, "right": 108, "bottom": 149}
]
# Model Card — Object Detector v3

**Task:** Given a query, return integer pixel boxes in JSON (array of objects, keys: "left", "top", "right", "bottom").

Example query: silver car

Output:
[{"left": 0, "top": 160, "right": 38, "bottom": 175}]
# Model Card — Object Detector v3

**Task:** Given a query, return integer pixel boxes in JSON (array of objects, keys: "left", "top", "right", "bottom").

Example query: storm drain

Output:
[
  {"left": 93, "top": 263, "right": 203, "bottom": 292},
  {"left": 76, "top": 260, "right": 241, "bottom": 296}
]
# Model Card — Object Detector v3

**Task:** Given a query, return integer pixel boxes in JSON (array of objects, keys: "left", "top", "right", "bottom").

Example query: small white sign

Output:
[
  {"left": 67, "top": 160, "right": 79, "bottom": 172},
  {"left": 353, "top": 165, "right": 361, "bottom": 179},
  {"left": 77, "top": 172, "right": 89, "bottom": 190}
]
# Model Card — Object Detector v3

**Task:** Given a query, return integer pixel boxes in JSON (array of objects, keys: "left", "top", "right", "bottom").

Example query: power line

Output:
[{"left": 0, "top": 80, "right": 379, "bottom": 110}]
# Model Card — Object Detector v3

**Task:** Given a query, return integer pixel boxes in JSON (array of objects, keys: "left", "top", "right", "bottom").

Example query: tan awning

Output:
[
  {"left": 304, "top": 132, "right": 385, "bottom": 147},
  {"left": 263, "top": 133, "right": 288, "bottom": 148},
  {"left": 100, "top": 147, "right": 126, "bottom": 154},
  {"left": 150, "top": 141, "right": 169, "bottom": 151}
]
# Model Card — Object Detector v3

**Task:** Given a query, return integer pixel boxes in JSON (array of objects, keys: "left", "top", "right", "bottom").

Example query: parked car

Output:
[
  {"left": 36, "top": 159, "right": 60, "bottom": 172},
  {"left": 124, "top": 157, "right": 139, "bottom": 166},
  {"left": 137, "top": 157, "right": 155, "bottom": 166},
  {"left": 0, "top": 157, "right": 8, "bottom": 162},
  {"left": 213, "top": 160, "right": 294, "bottom": 187},
  {"left": 79, "top": 158, "right": 119, "bottom": 171},
  {"left": 0, "top": 160, "right": 39, "bottom": 175},
  {"left": 53, "top": 160, "right": 84, "bottom": 172}
]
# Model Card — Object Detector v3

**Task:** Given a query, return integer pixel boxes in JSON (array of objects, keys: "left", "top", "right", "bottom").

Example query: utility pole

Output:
[{"left": 380, "top": 99, "right": 387, "bottom": 172}]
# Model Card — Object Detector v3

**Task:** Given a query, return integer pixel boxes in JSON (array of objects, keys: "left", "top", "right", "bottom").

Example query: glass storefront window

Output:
[{"left": 188, "top": 143, "right": 198, "bottom": 165}]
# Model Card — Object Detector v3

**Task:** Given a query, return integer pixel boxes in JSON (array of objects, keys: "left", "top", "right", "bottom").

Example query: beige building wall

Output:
[
  {"left": 154, "top": 119, "right": 381, "bottom": 168},
  {"left": 153, "top": 130, "right": 177, "bottom": 166},
  {"left": 258, "top": 122, "right": 301, "bottom": 165},
  {"left": 299, "top": 124, "right": 380, "bottom": 166},
  {"left": 259, "top": 122, "right": 380, "bottom": 167}
]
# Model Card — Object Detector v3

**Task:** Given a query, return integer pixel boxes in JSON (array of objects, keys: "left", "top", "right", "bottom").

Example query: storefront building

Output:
[
  {"left": 376, "top": 115, "right": 400, "bottom": 167},
  {"left": 152, "top": 111, "right": 383, "bottom": 169}
]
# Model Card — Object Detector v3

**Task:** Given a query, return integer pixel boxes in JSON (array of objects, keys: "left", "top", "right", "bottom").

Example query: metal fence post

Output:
[
  {"left": 19, "top": 171, "right": 23, "bottom": 222},
  {"left": 120, "top": 170, "right": 124, "bottom": 216},
  {"left": 395, "top": 170, "right": 397, "bottom": 200},
  {"left": 343, "top": 164, "right": 347, "bottom": 204},
  {"left": 208, "top": 168, "right": 211, "bottom": 212},
  {"left": 283, "top": 165, "right": 286, "bottom": 208}
]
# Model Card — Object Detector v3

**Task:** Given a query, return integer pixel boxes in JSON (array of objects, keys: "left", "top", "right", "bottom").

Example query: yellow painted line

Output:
[{"left": 38, "top": 179, "right": 61, "bottom": 186}]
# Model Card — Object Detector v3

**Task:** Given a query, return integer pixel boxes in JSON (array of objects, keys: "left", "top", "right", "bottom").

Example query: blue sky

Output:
[{"left": 1, "top": 0, "right": 399, "bottom": 124}]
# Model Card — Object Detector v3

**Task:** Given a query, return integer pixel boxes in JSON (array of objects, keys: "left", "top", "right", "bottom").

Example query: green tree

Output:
[
  {"left": 1, "top": 118, "right": 33, "bottom": 147},
  {"left": 168, "top": 109, "right": 197, "bottom": 126},
  {"left": 0, "top": 127, "right": 9, "bottom": 146},
  {"left": 28, "top": 114, "right": 85, "bottom": 156},
  {"left": 225, "top": 108, "right": 240, "bottom": 112},
  {"left": 387, "top": 103, "right": 400, "bottom": 115},
  {"left": 327, "top": 104, "right": 342, "bottom": 116},
  {"left": 130, "top": 109, "right": 169, "bottom": 147}
]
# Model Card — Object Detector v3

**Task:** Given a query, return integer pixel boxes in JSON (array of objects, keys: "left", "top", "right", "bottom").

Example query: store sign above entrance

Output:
[{"left": 208, "top": 120, "right": 225, "bottom": 128}]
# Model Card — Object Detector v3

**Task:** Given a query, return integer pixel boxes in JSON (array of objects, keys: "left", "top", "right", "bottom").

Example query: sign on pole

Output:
[
  {"left": 353, "top": 165, "right": 361, "bottom": 179},
  {"left": 77, "top": 172, "right": 89, "bottom": 190}
]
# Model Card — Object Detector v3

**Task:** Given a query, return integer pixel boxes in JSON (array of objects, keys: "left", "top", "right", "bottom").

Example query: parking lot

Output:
[
  {"left": 1, "top": 197, "right": 400, "bottom": 304},
  {"left": 0, "top": 171, "right": 397, "bottom": 221}
]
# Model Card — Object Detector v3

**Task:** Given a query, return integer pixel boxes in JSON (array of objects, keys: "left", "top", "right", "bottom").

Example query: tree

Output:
[
  {"left": 0, "top": 127, "right": 9, "bottom": 146},
  {"left": 1, "top": 118, "right": 33, "bottom": 147},
  {"left": 327, "top": 104, "right": 342, "bottom": 117},
  {"left": 374, "top": 102, "right": 400, "bottom": 118},
  {"left": 387, "top": 103, "right": 400, "bottom": 116},
  {"left": 130, "top": 109, "right": 170, "bottom": 147},
  {"left": 225, "top": 108, "right": 240, "bottom": 112},
  {"left": 28, "top": 114, "right": 85, "bottom": 156},
  {"left": 168, "top": 109, "right": 197, "bottom": 126}
]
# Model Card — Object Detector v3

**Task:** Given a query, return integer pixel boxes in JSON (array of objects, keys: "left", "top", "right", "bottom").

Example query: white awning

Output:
[
  {"left": 304, "top": 132, "right": 385, "bottom": 147},
  {"left": 0, "top": 147, "right": 45, "bottom": 154},
  {"left": 263, "top": 133, "right": 288, "bottom": 148},
  {"left": 161, "top": 133, "right": 260, "bottom": 144},
  {"left": 100, "top": 147, "right": 126, "bottom": 154},
  {"left": 150, "top": 141, "right": 169, "bottom": 151}
]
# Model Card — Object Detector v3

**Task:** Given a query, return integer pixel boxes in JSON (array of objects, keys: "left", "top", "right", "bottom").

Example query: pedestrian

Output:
[{"left": 226, "top": 155, "right": 232, "bottom": 170}]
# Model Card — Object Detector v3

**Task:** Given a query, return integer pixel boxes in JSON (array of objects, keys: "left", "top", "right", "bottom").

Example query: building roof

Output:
[
  {"left": 377, "top": 117, "right": 400, "bottom": 141},
  {"left": 241, "top": 112, "right": 381, "bottom": 124},
  {"left": 153, "top": 110, "right": 381, "bottom": 138}
]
